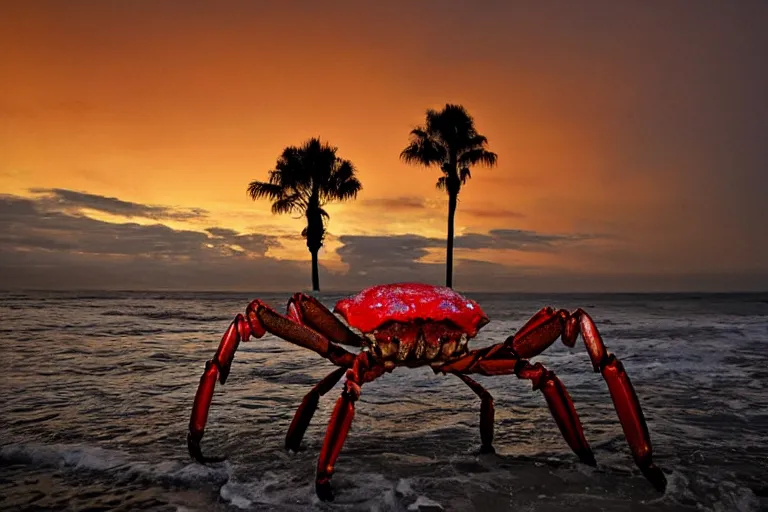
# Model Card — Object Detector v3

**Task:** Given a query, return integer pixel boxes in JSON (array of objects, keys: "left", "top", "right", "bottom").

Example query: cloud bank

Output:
[{"left": 0, "top": 190, "right": 764, "bottom": 292}]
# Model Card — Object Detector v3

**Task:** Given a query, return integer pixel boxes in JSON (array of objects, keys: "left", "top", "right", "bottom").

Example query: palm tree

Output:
[
  {"left": 247, "top": 138, "right": 362, "bottom": 292},
  {"left": 400, "top": 104, "right": 497, "bottom": 288}
]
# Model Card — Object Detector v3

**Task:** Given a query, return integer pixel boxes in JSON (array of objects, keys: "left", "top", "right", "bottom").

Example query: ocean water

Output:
[{"left": 1, "top": 290, "right": 767, "bottom": 512}]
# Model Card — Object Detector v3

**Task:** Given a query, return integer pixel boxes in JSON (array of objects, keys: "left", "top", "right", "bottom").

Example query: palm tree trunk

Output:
[
  {"left": 446, "top": 191, "right": 457, "bottom": 288},
  {"left": 311, "top": 249, "right": 320, "bottom": 292}
]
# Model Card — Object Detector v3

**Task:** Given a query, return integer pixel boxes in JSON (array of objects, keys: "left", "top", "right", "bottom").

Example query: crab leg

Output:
[
  {"left": 188, "top": 300, "right": 356, "bottom": 464},
  {"left": 188, "top": 313, "right": 251, "bottom": 463},
  {"left": 456, "top": 374, "right": 496, "bottom": 453},
  {"left": 285, "top": 366, "right": 348, "bottom": 452},
  {"left": 281, "top": 295, "right": 361, "bottom": 450},
  {"left": 444, "top": 352, "right": 595, "bottom": 466},
  {"left": 247, "top": 300, "right": 356, "bottom": 367},
  {"left": 315, "top": 351, "right": 387, "bottom": 501},
  {"left": 508, "top": 307, "right": 666, "bottom": 491},
  {"left": 287, "top": 293, "right": 364, "bottom": 347}
]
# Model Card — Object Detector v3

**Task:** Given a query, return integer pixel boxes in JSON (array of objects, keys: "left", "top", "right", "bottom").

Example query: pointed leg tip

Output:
[
  {"left": 642, "top": 464, "right": 667, "bottom": 493},
  {"left": 187, "top": 432, "right": 226, "bottom": 464},
  {"left": 479, "top": 445, "right": 496, "bottom": 455},
  {"left": 316, "top": 480, "right": 334, "bottom": 501},
  {"left": 187, "top": 432, "right": 204, "bottom": 463},
  {"left": 577, "top": 449, "right": 597, "bottom": 467}
]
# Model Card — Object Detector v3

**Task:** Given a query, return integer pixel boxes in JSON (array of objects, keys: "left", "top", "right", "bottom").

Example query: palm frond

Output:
[
  {"left": 400, "top": 129, "right": 446, "bottom": 166},
  {"left": 333, "top": 178, "right": 362, "bottom": 202},
  {"left": 247, "top": 181, "right": 284, "bottom": 201},
  {"left": 459, "top": 167, "right": 471, "bottom": 184},
  {"left": 332, "top": 159, "right": 355, "bottom": 183},
  {"left": 274, "top": 146, "right": 308, "bottom": 188},
  {"left": 427, "top": 104, "right": 474, "bottom": 149},
  {"left": 466, "top": 134, "right": 488, "bottom": 147},
  {"left": 271, "top": 194, "right": 301, "bottom": 215},
  {"left": 459, "top": 148, "right": 498, "bottom": 168},
  {"left": 322, "top": 160, "right": 362, "bottom": 202},
  {"left": 436, "top": 176, "right": 448, "bottom": 190}
]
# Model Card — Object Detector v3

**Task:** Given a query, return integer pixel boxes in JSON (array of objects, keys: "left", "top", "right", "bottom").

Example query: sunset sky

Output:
[{"left": 1, "top": 1, "right": 766, "bottom": 292}]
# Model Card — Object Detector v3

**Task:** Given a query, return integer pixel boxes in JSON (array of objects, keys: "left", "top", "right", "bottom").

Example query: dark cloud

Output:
[
  {"left": 330, "top": 235, "right": 768, "bottom": 292},
  {"left": 333, "top": 234, "right": 442, "bottom": 286},
  {"left": 203, "top": 227, "right": 278, "bottom": 255},
  {"left": 0, "top": 246, "right": 311, "bottom": 292},
  {"left": 456, "top": 229, "right": 603, "bottom": 251},
  {"left": 335, "top": 229, "right": 598, "bottom": 273},
  {"left": 333, "top": 229, "right": 602, "bottom": 285},
  {"left": 1, "top": 191, "right": 764, "bottom": 292},
  {"left": 205, "top": 227, "right": 239, "bottom": 238},
  {"left": 0, "top": 193, "right": 299, "bottom": 290},
  {"left": 337, "top": 234, "right": 440, "bottom": 269},
  {"left": 362, "top": 196, "right": 429, "bottom": 211},
  {"left": 462, "top": 208, "right": 525, "bottom": 220},
  {"left": 29, "top": 188, "right": 208, "bottom": 221},
  {"left": 0, "top": 193, "right": 276, "bottom": 259}
]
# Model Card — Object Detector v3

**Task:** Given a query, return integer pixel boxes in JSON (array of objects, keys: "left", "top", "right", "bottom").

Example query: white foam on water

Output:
[
  {"left": 372, "top": 489, "right": 398, "bottom": 512},
  {"left": 640, "top": 468, "right": 761, "bottom": 512},
  {"left": 396, "top": 477, "right": 414, "bottom": 496},
  {"left": 215, "top": 470, "right": 434, "bottom": 511},
  {"left": 1, "top": 442, "right": 128, "bottom": 471},
  {"left": 0, "top": 442, "right": 231, "bottom": 486},
  {"left": 218, "top": 470, "right": 317, "bottom": 510},
  {"left": 219, "top": 481, "right": 253, "bottom": 510},
  {"left": 711, "top": 481, "right": 761, "bottom": 512}
]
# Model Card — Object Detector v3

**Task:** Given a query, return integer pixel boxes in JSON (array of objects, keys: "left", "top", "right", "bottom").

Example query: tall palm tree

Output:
[
  {"left": 400, "top": 104, "right": 497, "bottom": 288},
  {"left": 247, "top": 137, "right": 362, "bottom": 292}
]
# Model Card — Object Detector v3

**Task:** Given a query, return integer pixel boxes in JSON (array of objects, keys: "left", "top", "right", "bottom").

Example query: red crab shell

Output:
[{"left": 334, "top": 282, "right": 489, "bottom": 337}]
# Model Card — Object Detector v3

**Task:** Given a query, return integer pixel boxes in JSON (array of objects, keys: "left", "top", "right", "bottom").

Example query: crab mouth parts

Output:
[
  {"left": 334, "top": 314, "right": 470, "bottom": 364},
  {"left": 362, "top": 330, "right": 469, "bottom": 364}
]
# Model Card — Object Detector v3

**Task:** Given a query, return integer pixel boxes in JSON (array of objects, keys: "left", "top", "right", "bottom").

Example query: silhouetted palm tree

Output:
[
  {"left": 400, "top": 104, "right": 497, "bottom": 288},
  {"left": 247, "top": 138, "right": 362, "bottom": 292}
]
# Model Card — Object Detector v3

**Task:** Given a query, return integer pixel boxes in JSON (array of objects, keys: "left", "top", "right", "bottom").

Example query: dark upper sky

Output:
[{"left": 1, "top": 1, "right": 766, "bottom": 291}]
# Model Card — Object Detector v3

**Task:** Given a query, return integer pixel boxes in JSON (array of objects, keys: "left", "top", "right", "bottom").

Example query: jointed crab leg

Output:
[
  {"left": 510, "top": 307, "right": 665, "bottom": 491},
  {"left": 316, "top": 351, "right": 388, "bottom": 501},
  {"left": 443, "top": 307, "right": 666, "bottom": 491},
  {"left": 188, "top": 313, "right": 251, "bottom": 463},
  {"left": 188, "top": 299, "right": 356, "bottom": 464},
  {"left": 250, "top": 301, "right": 356, "bottom": 367},
  {"left": 443, "top": 351, "right": 595, "bottom": 466},
  {"left": 285, "top": 366, "right": 348, "bottom": 452},
  {"left": 456, "top": 374, "right": 496, "bottom": 453},
  {"left": 287, "top": 293, "right": 364, "bottom": 347}
]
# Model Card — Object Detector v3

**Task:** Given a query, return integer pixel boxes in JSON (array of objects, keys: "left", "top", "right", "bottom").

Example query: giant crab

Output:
[{"left": 188, "top": 283, "right": 666, "bottom": 501}]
